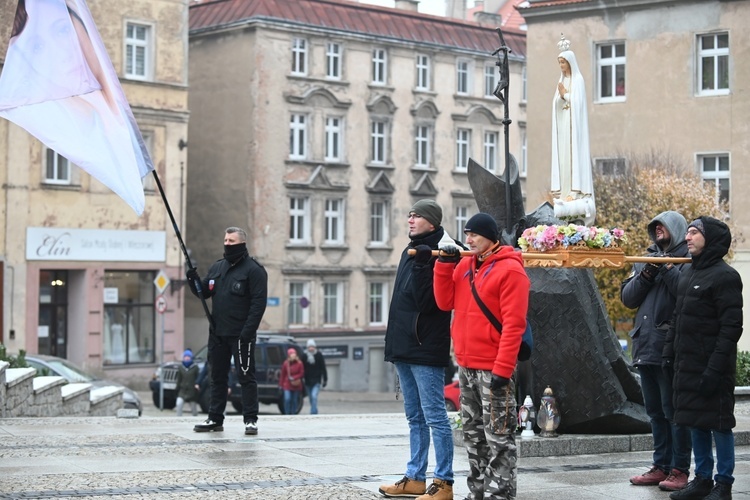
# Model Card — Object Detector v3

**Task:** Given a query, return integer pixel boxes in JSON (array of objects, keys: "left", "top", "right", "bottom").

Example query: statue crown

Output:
[{"left": 557, "top": 34, "right": 571, "bottom": 52}]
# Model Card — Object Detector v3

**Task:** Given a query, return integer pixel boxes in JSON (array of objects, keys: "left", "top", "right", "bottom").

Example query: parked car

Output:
[
  {"left": 149, "top": 334, "right": 306, "bottom": 414},
  {"left": 444, "top": 380, "right": 460, "bottom": 412},
  {"left": 25, "top": 354, "right": 143, "bottom": 415}
]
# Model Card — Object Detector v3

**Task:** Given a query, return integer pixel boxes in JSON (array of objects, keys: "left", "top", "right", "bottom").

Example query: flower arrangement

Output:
[
  {"left": 518, "top": 224, "right": 626, "bottom": 252},
  {"left": 449, "top": 412, "right": 462, "bottom": 430}
]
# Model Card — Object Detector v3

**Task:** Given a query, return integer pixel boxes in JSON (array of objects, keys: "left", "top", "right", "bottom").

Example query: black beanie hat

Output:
[
  {"left": 464, "top": 213, "right": 498, "bottom": 242},
  {"left": 410, "top": 199, "right": 442, "bottom": 228}
]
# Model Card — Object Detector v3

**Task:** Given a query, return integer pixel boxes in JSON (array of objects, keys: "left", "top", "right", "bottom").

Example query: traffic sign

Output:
[
  {"left": 153, "top": 270, "right": 170, "bottom": 295},
  {"left": 155, "top": 295, "right": 168, "bottom": 314}
]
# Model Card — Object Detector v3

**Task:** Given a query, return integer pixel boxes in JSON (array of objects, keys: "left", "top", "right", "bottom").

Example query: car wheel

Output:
[
  {"left": 199, "top": 384, "right": 210, "bottom": 414},
  {"left": 151, "top": 391, "right": 176, "bottom": 410},
  {"left": 231, "top": 401, "right": 243, "bottom": 413},
  {"left": 445, "top": 399, "right": 457, "bottom": 412},
  {"left": 277, "top": 394, "right": 305, "bottom": 414}
]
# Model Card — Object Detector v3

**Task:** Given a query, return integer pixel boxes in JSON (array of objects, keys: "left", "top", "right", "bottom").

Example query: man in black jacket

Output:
[
  {"left": 302, "top": 339, "right": 327, "bottom": 414},
  {"left": 379, "top": 199, "right": 456, "bottom": 500},
  {"left": 622, "top": 211, "right": 691, "bottom": 491},
  {"left": 187, "top": 226, "right": 268, "bottom": 436},
  {"left": 664, "top": 216, "right": 743, "bottom": 500}
]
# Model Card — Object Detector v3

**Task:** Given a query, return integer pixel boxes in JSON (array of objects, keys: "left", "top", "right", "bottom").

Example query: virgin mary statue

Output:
[{"left": 551, "top": 35, "right": 595, "bottom": 225}]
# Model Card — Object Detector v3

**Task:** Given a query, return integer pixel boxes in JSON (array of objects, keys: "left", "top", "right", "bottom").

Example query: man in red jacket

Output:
[{"left": 433, "top": 213, "right": 530, "bottom": 500}]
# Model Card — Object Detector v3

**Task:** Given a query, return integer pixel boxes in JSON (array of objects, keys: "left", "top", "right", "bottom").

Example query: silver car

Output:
[{"left": 25, "top": 354, "right": 143, "bottom": 415}]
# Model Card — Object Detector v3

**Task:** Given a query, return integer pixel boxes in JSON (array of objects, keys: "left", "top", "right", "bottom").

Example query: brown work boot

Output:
[
  {"left": 378, "top": 476, "right": 426, "bottom": 497},
  {"left": 416, "top": 479, "right": 453, "bottom": 500},
  {"left": 659, "top": 469, "right": 689, "bottom": 491},
  {"left": 630, "top": 466, "right": 668, "bottom": 486}
]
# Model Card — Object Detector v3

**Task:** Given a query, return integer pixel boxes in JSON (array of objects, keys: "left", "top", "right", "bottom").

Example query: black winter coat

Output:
[
  {"left": 384, "top": 227, "right": 452, "bottom": 367},
  {"left": 190, "top": 253, "right": 268, "bottom": 341},
  {"left": 664, "top": 216, "right": 743, "bottom": 430}
]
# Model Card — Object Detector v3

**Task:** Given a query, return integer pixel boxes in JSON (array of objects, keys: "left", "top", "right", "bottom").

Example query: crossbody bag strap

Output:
[{"left": 468, "top": 266, "right": 503, "bottom": 334}]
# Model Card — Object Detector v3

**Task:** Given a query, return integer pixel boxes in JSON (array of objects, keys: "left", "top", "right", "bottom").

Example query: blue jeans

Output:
[
  {"left": 691, "top": 427, "right": 735, "bottom": 484},
  {"left": 638, "top": 364, "right": 691, "bottom": 473},
  {"left": 306, "top": 383, "right": 321, "bottom": 414},
  {"left": 396, "top": 362, "right": 454, "bottom": 482},
  {"left": 283, "top": 390, "right": 301, "bottom": 415}
]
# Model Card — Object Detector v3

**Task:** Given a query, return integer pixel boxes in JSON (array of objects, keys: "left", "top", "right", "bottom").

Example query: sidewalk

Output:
[{"left": 1, "top": 400, "right": 750, "bottom": 499}]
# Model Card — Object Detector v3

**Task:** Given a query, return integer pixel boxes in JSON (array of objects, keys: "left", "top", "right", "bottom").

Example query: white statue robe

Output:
[{"left": 551, "top": 50, "right": 595, "bottom": 225}]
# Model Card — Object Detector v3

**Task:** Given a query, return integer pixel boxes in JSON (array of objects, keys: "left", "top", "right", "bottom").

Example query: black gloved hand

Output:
[
  {"left": 186, "top": 267, "right": 199, "bottom": 282},
  {"left": 438, "top": 245, "right": 462, "bottom": 263},
  {"left": 661, "top": 357, "right": 674, "bottom": 381},
  {"left": 640, "top": 263, "right": 662, "bottom": 282},
  {"left": 322, "top": 380, "right": 327, "bottom": 388},
  {"left": 413, "top": 245, "right": 434, "bottom": 265},
  {"left": 698, "top": 370, "right": 721, "bottom": 397},
  {"left": 490, "top": 374, "right": 510, "bottom": 392}
]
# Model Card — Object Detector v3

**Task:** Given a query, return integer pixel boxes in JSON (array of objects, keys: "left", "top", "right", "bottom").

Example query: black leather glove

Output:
[
  {"left": 698, "top": 370, "right": 721, "bottom": 397},
  {"left": 186, "top": 267, "right": 199, "bottom": 282},
  {"left": 490, "top": 374, "right": 510, "bottom": 392},
  {"left": 438, "top": 245, "right": 462, "bottom": 263},
  {"left": 640, "top": 263, "right": 662, "bottom": 282},
  {"left": 661, "top": 357, "right": 674, "bottom": 381},
  {"left": 413, "top": 244, "right": 434, "bottom": 265},
  {"left": 322, "top": 380, "right": 327, "bottom": 388}
]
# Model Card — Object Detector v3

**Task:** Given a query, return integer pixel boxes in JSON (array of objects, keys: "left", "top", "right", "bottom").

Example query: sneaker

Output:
[
  {"left": 416, "top": 479, "right": 453, "bottom": 500},
  {"left": 703, "top": 482, "right": 732, "bottom": 500},
  {"left": 630, "top": 466, "right": 668, "bottom": 486},
  {"left": 378, "top": 476, "right": 426, "bottom": 497},
  {"left": 244, "top": 421, "right": 258, "bottom": 436},
  {"left": 669, "top": 476, "right": 714, "bottom": 500},
  {"left": 193, "top": 419, "right": 223, "bottom": 433},
  {"left": 659, "top": 469, "right": 689, "bottom": 491}
]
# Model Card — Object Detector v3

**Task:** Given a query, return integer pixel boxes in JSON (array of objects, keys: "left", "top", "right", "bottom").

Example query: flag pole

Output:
[{"left": 151, "top": 170, "right": 215, "bottom": 329}]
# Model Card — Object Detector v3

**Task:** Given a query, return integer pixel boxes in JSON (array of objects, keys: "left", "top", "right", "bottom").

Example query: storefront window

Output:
[
  {"left": 38, "top": 270, "right": 68, "bottom": 357},
  {"left": 103, "top": 271, "right": 155, "bottom": 364}
]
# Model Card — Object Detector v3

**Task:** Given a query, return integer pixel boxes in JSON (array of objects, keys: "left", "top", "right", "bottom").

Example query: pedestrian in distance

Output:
[
  {"left": 622, "top": 211, "right": 692, "bottom": 491},
  {"left": 380, "top": 199, "right": 461, "bottom": 500},
  {"left": 433, "top": 212, "right": 530, "bottom": 500},
  {"left": 186, "top": 226, "right": 268, "bottom": 435},
  {"left": 664, "top": 217, "right": 743, "bottom": 500},
  {"left": 280, "top": 348, "right": 305, "bottom": 415},
  {"left": 303, "top": 339, "right": 327, "bottom": 415},
  {"left": 175, "top": 349, "right": 200, "bottom": 417}
]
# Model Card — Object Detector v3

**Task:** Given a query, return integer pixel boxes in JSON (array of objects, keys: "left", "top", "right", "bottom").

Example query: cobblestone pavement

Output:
[{"left": 1, "top": 402, "right": 750, "bottom": 499}]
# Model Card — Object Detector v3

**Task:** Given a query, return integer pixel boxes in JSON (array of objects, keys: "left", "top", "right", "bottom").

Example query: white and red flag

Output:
[{"left": 0, "top": 0, "right": 154, "bottom": 215}]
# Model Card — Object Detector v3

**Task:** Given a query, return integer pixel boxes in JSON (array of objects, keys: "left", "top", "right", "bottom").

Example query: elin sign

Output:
[{"left": 26, "top": 227, "right": 166, "bottom": 262}]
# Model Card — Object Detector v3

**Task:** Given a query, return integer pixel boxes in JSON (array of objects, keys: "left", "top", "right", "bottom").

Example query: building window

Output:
[
  {"left": 416, "top": 54, "right": 431, "bottom": 91},
  {"left": 322, "top": 282, "right": 343, "bottom": 325},
  {"left": 457, "top": 59, "right": 470, "bottom": 95},
  {"left": 520, "top": 126, "right": 527, "bottom": 177},
  {"left": 483, "top": 131, "right": 498, "bottom": 173},
  {"left": 455, "top": 206, "right": 469, "bottom": 239},
  {"left": 370, "top": 120, "right": 388, "bottom": 165},
  {"left": 324, "top": 198, "right": 345, "bottom": 245},
  {"left": 102, "top": 271, "right": 155, "bottom": 365},
  {"left": 697, "top": 33, "right": 729, "bottom": 95},
  {"left": 325, "top": 116, "right": 342, "bottom": 162},
  {"left": 415, "top": 125, "right": 431, "bottom": 168},
  {"left": 289, "top": 114, "right": 307, "bottom": 159},
  {"left": 291, "top": 38, "right": 307, "bottom": 76},
  {"left": 326, "top": 42, "right": 342, "bottom": 80},
  {"left": 370, "top": 200, "right": 389, "bottom": 244},
  {"left": 125, "top": 23, "right": 150, "bottom": 80},
  {"left": 44, "top": 149, "right": 71, "bottom": 185},
  {"left": 484, "top": 63, "right": 497, "bottom": 98},
  {"left": 368, "top": 281, "right": 389, "bottom": 326},
  {"left": 456, "top": 128, "right": 470, "bottom": 172},
  {"left": 595, "top": 157, "right": 626, "bottom": 176},
  {"left": 597, "top": 42, "right": 626, "bottom": 100},
  {"left": 288, "top": 281, "right": 310, "bottom": 326},
  {"left": 700, "top": 154, "right": 730, "bottom": 204},
  {"left": 372, "top": 48, "right": 387, "bottom": 84},
  {"left": 521, "top": 64, "right": 528, "bottom": 102},
  {"left": 289, "top": 197, "right": 310, "bottom": 244}
]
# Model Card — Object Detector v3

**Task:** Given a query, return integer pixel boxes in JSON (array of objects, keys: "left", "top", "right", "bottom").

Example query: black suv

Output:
[{"left": 149, "top": 335, "right": 305, "bottom": 414}]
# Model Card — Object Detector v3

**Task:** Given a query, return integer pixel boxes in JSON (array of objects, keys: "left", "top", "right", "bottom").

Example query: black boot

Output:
[
  {"left": 668, "top": 476, "right": 713, "bottom": 500},
  {"left": 704, "top": 482, "right": 732, "bottom": 500}
]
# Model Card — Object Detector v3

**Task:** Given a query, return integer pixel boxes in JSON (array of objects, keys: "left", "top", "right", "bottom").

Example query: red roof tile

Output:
[{"left": 190, "top": 0, "right": 526, "bottom": 57}]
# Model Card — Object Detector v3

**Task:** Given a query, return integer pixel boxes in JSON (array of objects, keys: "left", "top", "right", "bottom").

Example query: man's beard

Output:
[{"left": 656, "top": 235, "right": 671, "bottom": 251}]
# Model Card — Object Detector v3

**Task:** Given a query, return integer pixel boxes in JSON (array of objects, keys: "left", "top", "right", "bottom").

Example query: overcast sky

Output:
[{"left": 357, "top": 0, "right": 448, "bottom": 17}]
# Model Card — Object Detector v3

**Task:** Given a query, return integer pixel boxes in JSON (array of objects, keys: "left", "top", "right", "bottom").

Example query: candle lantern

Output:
[
  {"left": 518, "top": 395, "right": 536, "bottom": 438},
  {"left": 536, "top": 386, "right": 561, "bottom": 437}
]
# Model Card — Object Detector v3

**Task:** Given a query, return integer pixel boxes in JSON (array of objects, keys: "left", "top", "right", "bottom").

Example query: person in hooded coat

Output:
[
  {"left": 663, "top": 216, "right": 743, "bottom": 500},
  {"left": 622, "top": 211, "right": 692, "bottom": 491}
]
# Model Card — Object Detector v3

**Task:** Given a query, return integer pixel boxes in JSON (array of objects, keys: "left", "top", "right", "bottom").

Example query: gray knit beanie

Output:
[{"left": 410, "top": 199, "right": 442, "bottom": 228}]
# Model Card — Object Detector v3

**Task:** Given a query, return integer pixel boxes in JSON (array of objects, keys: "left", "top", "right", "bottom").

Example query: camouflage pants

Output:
[{"left": 459, "top": 367, "right": 517, "bottom": 500}]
